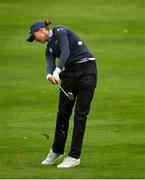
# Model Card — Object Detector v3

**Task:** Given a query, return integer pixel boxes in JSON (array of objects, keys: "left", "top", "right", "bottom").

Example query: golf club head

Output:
[{"left": 68, "top": 92, "right": 74, "bottom": 101}]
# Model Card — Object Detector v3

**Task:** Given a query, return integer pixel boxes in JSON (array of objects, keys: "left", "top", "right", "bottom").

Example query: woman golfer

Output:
[{"left": 27, "top": 19, "right": 97, "bottom": 168}]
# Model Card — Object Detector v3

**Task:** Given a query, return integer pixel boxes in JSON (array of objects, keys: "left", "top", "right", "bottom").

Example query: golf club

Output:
[{"left": 57, "top": 83, "right": 74, "bottom": 101}]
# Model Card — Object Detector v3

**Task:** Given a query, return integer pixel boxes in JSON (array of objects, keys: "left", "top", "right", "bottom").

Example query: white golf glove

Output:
[{"left": 53, "top": 67, "right": 61, "bottom": 82}]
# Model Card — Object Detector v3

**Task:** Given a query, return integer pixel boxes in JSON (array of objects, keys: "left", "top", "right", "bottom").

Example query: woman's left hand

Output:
[{"left": 53, "top": 67, "right": 61, "bottom": 82}]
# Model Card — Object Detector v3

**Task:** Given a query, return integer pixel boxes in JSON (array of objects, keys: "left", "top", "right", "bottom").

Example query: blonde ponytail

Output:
[{"left": 44, "top": 19, "right": 52, "bottom": 26}]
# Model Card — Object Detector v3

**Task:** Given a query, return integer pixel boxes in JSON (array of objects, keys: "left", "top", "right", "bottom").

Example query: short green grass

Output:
[{"left": 0, "top": 0, "right": 145, "bottom": 178}]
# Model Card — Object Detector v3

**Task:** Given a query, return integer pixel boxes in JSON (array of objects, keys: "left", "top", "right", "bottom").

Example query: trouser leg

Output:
[
  {"left": 68, "top": 61, "right": 97, "bottom": 158},
  {"left": 52, "top": 76, "right": 77, "bottom": 154},
  {"left": 68, "top": 85, "right": 96, "bottom": 158}
]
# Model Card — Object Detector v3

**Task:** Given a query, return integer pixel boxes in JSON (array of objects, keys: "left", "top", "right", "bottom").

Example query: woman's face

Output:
[{"left": 34, "top": 28, "right": 49, "bottom": 43}]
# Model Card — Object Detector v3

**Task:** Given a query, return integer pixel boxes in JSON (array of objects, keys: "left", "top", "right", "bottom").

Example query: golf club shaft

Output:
[{"left": 57, "top": 83, "right": 69, "bottom": 98}]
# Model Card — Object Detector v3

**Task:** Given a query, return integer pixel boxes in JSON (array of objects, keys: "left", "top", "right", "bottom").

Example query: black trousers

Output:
[{"left": 52, "top": 60, "right": 97, "bottom": 159}]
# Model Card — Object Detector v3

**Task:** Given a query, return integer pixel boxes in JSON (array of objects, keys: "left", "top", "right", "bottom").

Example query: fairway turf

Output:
[{"left": 0, "top": 0, "right": 145, "bottom": 178}]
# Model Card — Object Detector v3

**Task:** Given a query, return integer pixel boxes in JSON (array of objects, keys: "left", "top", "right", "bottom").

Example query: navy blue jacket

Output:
[{"left": 46, "top": 25, "right": 94, "bottom": 75}]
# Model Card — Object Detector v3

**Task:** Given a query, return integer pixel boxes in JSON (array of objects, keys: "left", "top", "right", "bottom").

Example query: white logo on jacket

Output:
[
  {"left": 57, "top": 27, "right": 64, "bottom": 32},
  {"left": 49, "top": 48, "right": 53, "bottom": 53}
]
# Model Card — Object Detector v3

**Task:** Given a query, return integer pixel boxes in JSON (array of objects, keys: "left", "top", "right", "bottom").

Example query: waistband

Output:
[{"left": 75, "top": 57, "right": 95, "bottom": 64}]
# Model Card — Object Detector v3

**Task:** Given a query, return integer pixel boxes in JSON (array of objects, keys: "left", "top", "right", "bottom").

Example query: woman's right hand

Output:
[{"left": 47, "top": 75, "right": 58, "bottom": 84}]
